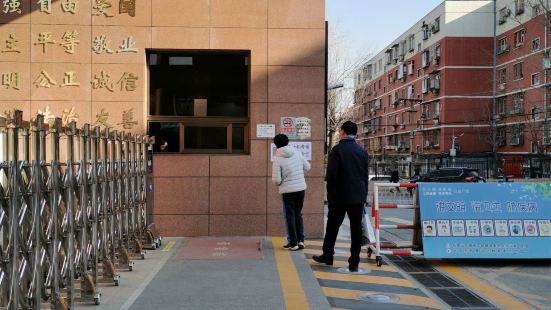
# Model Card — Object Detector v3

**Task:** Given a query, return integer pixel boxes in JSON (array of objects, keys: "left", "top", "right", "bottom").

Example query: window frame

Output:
[
  {"left": 513, "top": 62, "right": 524, "bottom": 80},
  {"left": 146, "top": 49, "right": 251, "bottom": 155},
  {"left": 513, "top": 29, "right": 526, "bottom": 48},
  {"left": 532, "top": 37, "right": 540, "bottom": 52},
  {"left": 532, "top": 72, "right": 540, "bottom": 86}
]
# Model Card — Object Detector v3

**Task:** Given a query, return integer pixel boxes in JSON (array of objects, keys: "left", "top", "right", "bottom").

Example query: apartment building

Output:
[
  {"left": 353, "top": 0, "right": 551, "bottom": 160},
  {"left": 495, "top": 0, "right": 550, "bottom": 154}
]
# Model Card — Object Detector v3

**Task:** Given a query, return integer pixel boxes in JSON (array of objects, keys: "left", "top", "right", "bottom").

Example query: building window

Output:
[
  {"left": 147, "top": 50, "right": 250, "bottom": 154},
  {"left": 497, "top": 127, "right": 506, "bottom": 146},
  {"left": 532, "top": 4, "right": 542, "bottom": 17},
  {"left": 422, "top": 23, "right": 430, "bottom": 40},
  {"left": 423, "top": 129, "right": 440, "bottom": 147},
  {"left": 532, "top": 38, "right": 540, "bottom": 52},
  {"left": 515, "top": 0, "right": 525, "bottom": 15},
  {"left": 422, "top": 50, "right": 430, "bottom": 68},
  {"left": 513, "top": 29, "right": 526, "bottom": 48},
  {"left": 499, "top": 7, "right": 510, "bottom": 24},
  {"left": 497, "top": 97, "right": 506, "bottom": 115},
  {"left": 422, "top": 78, "right": 429, "bottom": 94},
  {"left": 432, "top": 17, "right": 440, "bottom": 33},
  {"left": 532, "top": 107, "right": 540, "bottom": 120},
  {"left": 408, "top": 34, "right": 415, "bottom": 52},
  {"left": 407, "top": 61, "right": 414, "bottom": 75},
  {"left": 417, "top": 68, "right": 423, "bottom": 78},
  {"left": 513, "top": 62, "right": 523, "bottom": 80},
  {"left": 532, "top": 73, "right": 540, "bottom": 86},
  {"left": 509, "top": 124, "right": 524, "bottom": 145},
  {"left": 498, "top": 68, "right": 507, "bottom": 85},
  {"left": 498, "top": 37, "right": 509, "bottom": 54},
  {"left": 511, "top": 92, "right": 525, "bottom": 114}
]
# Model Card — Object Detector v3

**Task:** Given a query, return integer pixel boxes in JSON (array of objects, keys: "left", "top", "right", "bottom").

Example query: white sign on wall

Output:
[
  {"left": 280, "top": 117, "right": 311, "bottom": 140},
  {"left": 270, "top": 142, "right": 312, "bottom": 161},
  {"left": 256, "top": 124, "right": 276, "bottom": 138}
]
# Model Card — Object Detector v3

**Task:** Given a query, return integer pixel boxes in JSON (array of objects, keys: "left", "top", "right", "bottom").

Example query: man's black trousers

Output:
[{"left": 322, "top": 202, "right": 363, "bottom": 267}]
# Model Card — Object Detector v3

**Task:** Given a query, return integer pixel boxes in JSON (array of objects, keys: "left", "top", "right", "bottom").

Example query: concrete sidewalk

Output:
[{"left": 76, "top": 237, "right": 330, "bottom": 310}]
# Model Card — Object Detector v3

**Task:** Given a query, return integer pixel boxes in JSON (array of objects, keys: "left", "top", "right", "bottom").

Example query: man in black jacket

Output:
[{"left": 313, "top": 121, "right": 369, "bottom": 272}]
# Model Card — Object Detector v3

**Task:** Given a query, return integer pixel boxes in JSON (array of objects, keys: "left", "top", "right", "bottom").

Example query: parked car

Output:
[{"left": 412, "top": 167, "right": 486, "bottom": 183}]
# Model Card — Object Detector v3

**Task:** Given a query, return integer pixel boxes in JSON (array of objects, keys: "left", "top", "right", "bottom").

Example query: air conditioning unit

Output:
[
  {"left": 433, "top": 119, "right": 440, "bottom": 126},
  {"left": 421, "top": 113, "right": 427, "bottom": 119},
  {"left": 499, "top": 83, "right": 506, "bottom": 91},
  {"left": 424, "top": 140, "right": 431, "bottom": 147},
  {"left": 495, "top": 114, "right": 502, "bottom": 121},
  {"left": 544, "top": 136, "right": 551, "bottom": 146},
  {"left": 509, "top": 136, "right": 520, "bottom": 145},
  {"left": 400, "top": 124, "right": 405, "bottom": 129}
]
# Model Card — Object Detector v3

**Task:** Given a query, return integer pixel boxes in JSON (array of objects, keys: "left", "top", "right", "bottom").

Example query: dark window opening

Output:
[{"left": 147, "top": 50, "right": 250, "bottom": 154}]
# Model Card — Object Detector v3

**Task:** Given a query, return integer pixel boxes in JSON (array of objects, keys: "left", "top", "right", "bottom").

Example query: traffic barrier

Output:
[
  {"left": 0, "top": 110, "right": 161, "bottom": 309},
  {"left": 368, "top": 182, "right": 423, "bottom": 267}
]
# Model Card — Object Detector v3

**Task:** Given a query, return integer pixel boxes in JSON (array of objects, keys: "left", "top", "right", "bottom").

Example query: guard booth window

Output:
[{"left": 147, "top": 50, "right": 250, "bottom": 154}]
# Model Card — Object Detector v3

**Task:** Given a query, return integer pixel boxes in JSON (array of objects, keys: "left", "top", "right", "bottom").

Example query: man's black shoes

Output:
[
  {"left": 348, "top": 265, "right": 359, "bottom": 272},
  {"left": 312, "top": 255, "right": 333, "bottom": 266}
]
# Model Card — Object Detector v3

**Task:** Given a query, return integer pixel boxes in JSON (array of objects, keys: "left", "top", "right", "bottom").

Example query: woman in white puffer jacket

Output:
[{"left": 272, "top": 134, "right": 311, "bottom": 251}]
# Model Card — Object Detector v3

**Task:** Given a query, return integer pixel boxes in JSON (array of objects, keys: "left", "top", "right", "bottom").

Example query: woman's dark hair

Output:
[
  {"left": 341, "top": 121, "right": 358, "bottom": 135},
  {"left": 273, "top": 134, "right": 289, "bottom": 148}
]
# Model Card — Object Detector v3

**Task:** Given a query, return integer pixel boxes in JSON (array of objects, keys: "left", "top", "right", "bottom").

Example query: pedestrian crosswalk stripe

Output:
[
  {"left": 306, "top": 240, "right": 352, "bottom": 248},
  {"left": 303, "top": 248, "right": 376, "bottom": 260},
  {"left": 305, "top": 239, "right": 443, "bottom": 309},
  {"left": 322, "top": 287, "right": 441, "bottom": 309},
  {"left": 313, "top": 271, "right": 416, "bottom": 288},
  {"left": 306, "top": 258, "right": 396, "bottom": 273}
]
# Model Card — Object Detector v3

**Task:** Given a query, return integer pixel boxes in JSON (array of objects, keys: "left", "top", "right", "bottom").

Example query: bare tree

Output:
[{"left": 326, "top": 25, "right": 372, "bottom": 151}]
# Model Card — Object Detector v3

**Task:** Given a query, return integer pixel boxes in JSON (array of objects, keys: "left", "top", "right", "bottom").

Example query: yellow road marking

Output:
[
  {"left": 434, "top": 261, "right": 531, "bottom": 310},
  {"left": 313, "top": 271, "right": 416, "bottom": 288},
  {"left": 307, "top": 259, "right": 396, "bottom": 273},
  {"left": 303, "top": 249, "right": 375, "bottom": 260},
  {"left": 306, "top": 241, "right": 351, "bottom": 248},
  {"left": 272, "top": 237, "right": 310, "bottom": 310},
  {"left": 322, "top": 287, "right": 442, "bottom": 309},
  {"left": 162, "top": 241, "right": 175, "bottom": 252}
]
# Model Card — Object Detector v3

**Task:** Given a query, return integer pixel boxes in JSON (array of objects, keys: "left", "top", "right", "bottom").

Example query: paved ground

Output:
[
  {"left": 76, "top": 237, "right": 331, "bottom": 310},
  {"left": 71, "top": 190, "right": 551, "bottom": 309}
]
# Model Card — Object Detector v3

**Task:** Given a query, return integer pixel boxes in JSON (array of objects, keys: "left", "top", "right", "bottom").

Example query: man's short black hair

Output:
[
  {"left": 341, "top": 121, "right": 357, "bottom": 136},
  {"left": 273, "top": 134, "right": 289, "bottom": 148}
]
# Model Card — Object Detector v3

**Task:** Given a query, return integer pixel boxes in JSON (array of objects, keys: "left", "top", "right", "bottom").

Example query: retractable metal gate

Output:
[{"left": 0, "top": 110, "right": 161, "bottom": 309}]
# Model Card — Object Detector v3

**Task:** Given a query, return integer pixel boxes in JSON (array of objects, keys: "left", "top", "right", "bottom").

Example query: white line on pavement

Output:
[
  {"left": 119, "top": 242, "right": 177, "bottom": 310},
  {"left": 383, "top": 217, "right": 412, "bottom": 225}
]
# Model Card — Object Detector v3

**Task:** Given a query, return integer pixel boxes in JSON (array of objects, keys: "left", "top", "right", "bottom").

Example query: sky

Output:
[{"left": 326, "top": 0, "right": 444, "bottom": 66}]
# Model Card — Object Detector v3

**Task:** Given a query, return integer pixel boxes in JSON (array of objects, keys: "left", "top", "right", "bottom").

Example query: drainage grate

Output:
[
  {"left": 386, "top": 255, "right": 497, "bottom": 309},
  {"left": 410, "top": 272, "right": 461, "bottom": 288}
]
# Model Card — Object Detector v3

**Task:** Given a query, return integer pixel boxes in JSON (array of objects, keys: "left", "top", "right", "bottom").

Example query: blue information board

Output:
[{"left": 418, "top": 183, "right": 551, "bottom": 259}]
